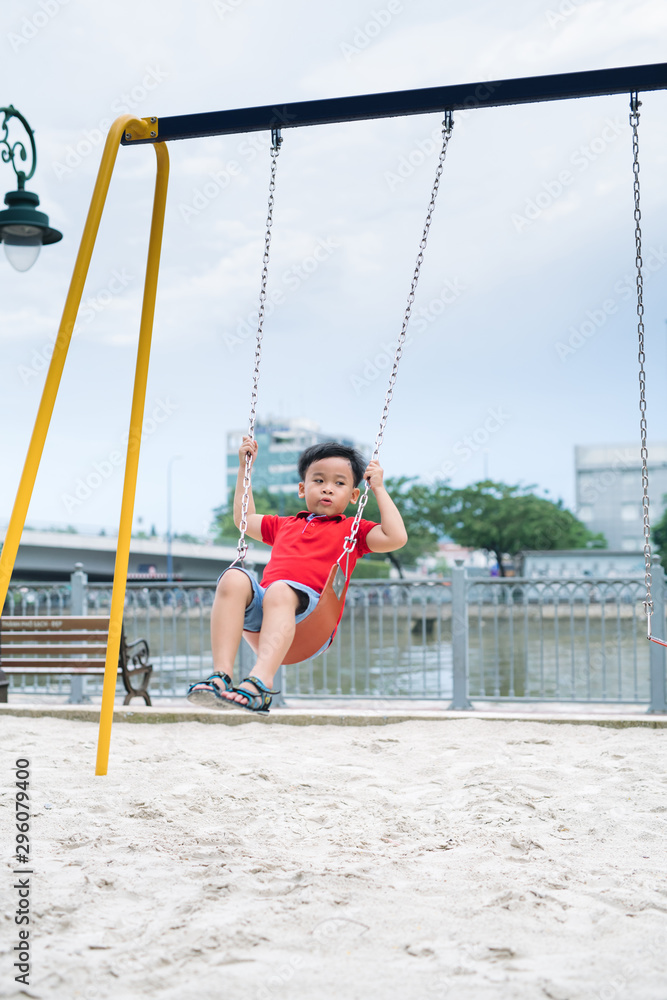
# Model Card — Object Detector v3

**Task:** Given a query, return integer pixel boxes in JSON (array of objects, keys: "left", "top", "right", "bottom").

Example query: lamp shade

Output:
[{"left": 0, "top": 188, "right": 63, "bottom": 272}]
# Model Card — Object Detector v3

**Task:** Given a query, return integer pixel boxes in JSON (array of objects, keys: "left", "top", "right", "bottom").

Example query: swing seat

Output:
[{"left": 243, "top": 563, "right": 349, "bottom": 665}]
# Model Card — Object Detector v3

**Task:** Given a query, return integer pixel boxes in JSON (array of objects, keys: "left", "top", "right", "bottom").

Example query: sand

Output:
[{"left": 1, "top": 714, "right": 666, "bottom": 1000}]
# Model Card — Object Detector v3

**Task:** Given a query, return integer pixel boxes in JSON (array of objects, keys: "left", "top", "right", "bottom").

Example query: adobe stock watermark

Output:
[
  {"left": 223, "top": 236, "right": 340, "bottom": 352},
  {"left": 178, "top": 111, "right": 297, "bottom": 223},
  {"left": 17, "top": 268, "right": 135, "bottom": 386},
  {"left": 255, "top": 956, "right": 304, "bottom": 999},
  {"left": 213, "top": 0, "right": 246, "bottom": 16},
  {"left": 384, "top": 82, "right": 501, "bottom": 192},
  {"left": 545, "top": 0, "right": 589, "bottom": 29},
  {"left": 576, "top": 449, "right": 632, "bottom": 510},
  {"left": 512, "top": 116, "right": 626, "bottom": 233},
  {"left": 555, "top": 246, "right": 667, "bottom": 362},
  {"left": 426, "top": 405, "right": 511, "bottom": 482},
  {"left": 7, "top": 0, "right": 71, "bottom": 53},
  {"left": 349, "top": 278, "right": 465, "bottom": 395},
  {"left": 339, "top": 2, "right": 403, "bottom": 63},
  {"left": 51, "top": 67, "right": 168, "bottom": 180},
  {"left": 60, "top": 397, "right": 179, "bottom": 514},
  {"left": 593, "top": 932, "right": 666, "bottom": 1000}
]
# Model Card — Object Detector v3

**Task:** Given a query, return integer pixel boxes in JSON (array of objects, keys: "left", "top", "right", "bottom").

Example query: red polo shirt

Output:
[{"left": 260, "top": 512, "right": 377, "bottom": 593}]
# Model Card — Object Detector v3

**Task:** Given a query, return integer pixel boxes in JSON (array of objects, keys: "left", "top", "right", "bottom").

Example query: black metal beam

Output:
[{"left": 122, "top": 63, "right": 667, "bottom": 146}]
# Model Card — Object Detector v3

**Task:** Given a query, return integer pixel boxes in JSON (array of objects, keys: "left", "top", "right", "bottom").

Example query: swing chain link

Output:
[
  {"left": 630, "top": 93, "right": 654, "bottom": 629},
  {"left": 341, "top": 111, "right": 455, "bottom": 561},
  {"left": 236, "top": 130, "right": 282, "bottom": 564}
]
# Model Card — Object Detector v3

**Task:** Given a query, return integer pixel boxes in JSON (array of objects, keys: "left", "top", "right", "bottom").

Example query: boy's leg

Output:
[
  {"left": 190, "top": 569, "right": 253, "bottom": 696},
  {"left": 218, "top": 582, "right": 299, "bottom": 705}
]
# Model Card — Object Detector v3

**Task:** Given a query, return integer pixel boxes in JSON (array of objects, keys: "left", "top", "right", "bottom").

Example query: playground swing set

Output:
[{"left": 0, "top": 63, "right": 665, "bottom": 775}]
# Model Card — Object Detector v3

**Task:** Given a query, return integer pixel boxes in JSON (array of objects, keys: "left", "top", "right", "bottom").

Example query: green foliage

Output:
[
  {"left": 352, "top": 556, "right": 391, "bottom": 579},
  {"left": 173, "top": 532, "right": 200, "bottom": 543},
  {"left": 419, "top": 480, "right": 606, "bottom": 575},
  {"left": 359, "top": 476, "right": 440, "bottom": 571},
  {"left": 652, "top": 498, "right": 667, "bottom": 571},
  {"left": 211, "top": 488, "right": 304, "bottom": 545}
]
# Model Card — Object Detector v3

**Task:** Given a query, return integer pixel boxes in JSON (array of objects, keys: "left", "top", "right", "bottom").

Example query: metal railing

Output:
[{"left": 2, "top": 564, "right": 666, "bottom": 711}]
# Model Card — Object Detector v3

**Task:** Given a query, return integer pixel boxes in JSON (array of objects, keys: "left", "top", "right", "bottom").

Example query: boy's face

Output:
[{"left": 298, "top": 458, "right": 360, "bottom": 517}]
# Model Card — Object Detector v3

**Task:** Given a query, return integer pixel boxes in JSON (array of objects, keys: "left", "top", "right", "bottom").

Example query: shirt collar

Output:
[{"left": 295, "top": 510, "right": 345, "bottom": 523}]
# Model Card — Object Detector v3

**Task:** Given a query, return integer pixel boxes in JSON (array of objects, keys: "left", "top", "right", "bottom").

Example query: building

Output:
[
  {"left": 521, "top": 549, "right": 646, "bottom": 579},
  {"left": 226, "top": 418, "right": 369, "bottom": 505},
  {"left": 575, "top": 443, "right": 667, "bottom": 550}
]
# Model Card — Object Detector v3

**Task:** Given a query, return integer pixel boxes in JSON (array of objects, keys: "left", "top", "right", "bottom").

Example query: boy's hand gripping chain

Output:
[
  {"left": 339, "top": 112, "right": 455, "bottom": 577},
  {"left": 235, "top": 128, "right": 282, "bottom": 567}
]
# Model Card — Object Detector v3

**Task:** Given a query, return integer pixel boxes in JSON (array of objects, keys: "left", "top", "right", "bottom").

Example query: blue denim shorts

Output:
[{"left": 217, "top": 566, "right": 321, "bottom": 634}]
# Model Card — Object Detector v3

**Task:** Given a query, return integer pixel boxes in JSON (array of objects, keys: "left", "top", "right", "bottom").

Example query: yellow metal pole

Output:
[
  {"left": 95, "top": 141, "right": 170, "bottom": 776},
  {"left": 0, "top": 115, "right": 151, "bottom": 612}
]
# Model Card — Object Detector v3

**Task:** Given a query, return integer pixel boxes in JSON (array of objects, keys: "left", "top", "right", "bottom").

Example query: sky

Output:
[{"left": 1, "top": 0, "right": 667, "bottom": 541}]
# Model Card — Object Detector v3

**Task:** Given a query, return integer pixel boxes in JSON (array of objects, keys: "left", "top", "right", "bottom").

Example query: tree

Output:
[
  {"left": 358, "top": 477, "right": 440, "bottom": 576},
  {"left": 211, "top": 488, "right": 303, "bottom": 545},
  {"left": 652, "top": 497, "right": 667, "bottom": 571},
  {"left": 422, "top": 480, "right": 606, "bottom": 576}
]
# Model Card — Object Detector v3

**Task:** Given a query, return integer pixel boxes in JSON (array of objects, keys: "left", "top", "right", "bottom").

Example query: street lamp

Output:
[
  {"left": 0, "top": 105, "right": 62, "bottom": 272},
  {"left": 166, "top": 455, "right": 183, "bottom": 582}
]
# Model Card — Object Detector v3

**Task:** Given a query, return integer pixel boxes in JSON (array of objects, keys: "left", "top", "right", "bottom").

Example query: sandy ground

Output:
[{"left": 1, "top": 714, "right": 666, "bottom": 1000}]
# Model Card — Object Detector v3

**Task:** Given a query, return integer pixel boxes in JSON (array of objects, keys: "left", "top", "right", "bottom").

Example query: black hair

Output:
[{"left": 298, "top": 442, "right": 366, "bottom": 486}]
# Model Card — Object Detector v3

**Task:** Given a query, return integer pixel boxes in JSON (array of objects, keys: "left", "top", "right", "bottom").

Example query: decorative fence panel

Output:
[{"left": 3, "top": 565, "right": 665, "bottom": 711}]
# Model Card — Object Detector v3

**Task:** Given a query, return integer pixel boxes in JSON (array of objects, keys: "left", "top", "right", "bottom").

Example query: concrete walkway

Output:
[{"left": 1, "top": 700, "right": 666, "bottom": 728}]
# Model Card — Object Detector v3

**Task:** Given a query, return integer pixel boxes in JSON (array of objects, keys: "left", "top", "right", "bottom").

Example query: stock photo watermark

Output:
[
  {"left": 11, "top": 759, "right": 32, "bottom": 989},
  {"left": 384, "top": 81, "right": 501, "bottom": 191},
  {"left": 7, "top": 0, "right": 70, "bottom": 52},
  {"left": 349, "top": 278, "right": 465, "bottom": 394},
  {"left": 51, "top": 67, "right": 168, "bottom": 180},
  {"left": 60, "top": 396, "right": 179, "bottom": 514},
  {"left": 512, "top": 116, "right": 626, "bottom": 233},
  {"left": 545, "top": 0, "right": 589, "bottom": 29},
  {"left": 592, "top": 932, "right": 666, "bottom": 1000},
  {"left": 424, "top": 405, "right": 511, "bottom": 483},
  {"left": 576, "top": 448, "right": 631, "bottom": 511},
  {"left": 213, "top": 0, "right": 246, "bottom": 16},
  {"left": 17, "top": 268, "right": 135, "bottom": 386},
  {"left": 339, "top": 2, "right": 404, "bottom": 63},
  {"left": 554, "top": 245, "right": 667, "bottom": 362},
  {"left": 223, "top": 236, "right": 340, "bottom": 351},
  {"left": 178, "top": 112, "right": 297, "bottom": 223},
  {"left": 254, "top": 956, "right": 304, "bottom": 999}
]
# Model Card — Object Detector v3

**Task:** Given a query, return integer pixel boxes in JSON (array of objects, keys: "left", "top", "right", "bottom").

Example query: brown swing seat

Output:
[{"left": 242, "top": 563, "right": 349, "bottom": 665}]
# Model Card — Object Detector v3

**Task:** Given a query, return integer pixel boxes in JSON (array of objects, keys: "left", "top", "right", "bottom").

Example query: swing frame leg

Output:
[
  {"left": 96, "top": 140, "right": 170, "bottom": 775},
  {"left": 0, "top": 115, "right": 170, "bottom": 775}
]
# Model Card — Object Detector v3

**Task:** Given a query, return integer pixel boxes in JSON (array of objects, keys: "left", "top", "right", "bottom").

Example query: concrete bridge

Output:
[{"left": 1, "top": 529, "right": 271, "bottom": 582}]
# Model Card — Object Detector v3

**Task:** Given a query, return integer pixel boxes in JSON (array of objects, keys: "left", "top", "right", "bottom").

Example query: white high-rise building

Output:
[{"left": 575, "top": 443, "right": 667, "bottom": 550}]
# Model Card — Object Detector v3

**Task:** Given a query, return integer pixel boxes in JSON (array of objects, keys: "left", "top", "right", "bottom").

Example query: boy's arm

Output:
[
  {"left": 233, "top": 436, "right": 264, "bottom": 542},
  {"left": 363, "top": 461, "right": 408, "bottom": 553}
]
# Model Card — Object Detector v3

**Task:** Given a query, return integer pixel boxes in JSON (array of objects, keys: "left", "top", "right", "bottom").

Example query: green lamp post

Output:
[{"left": 0, "top": 105, "right": 62, "bottom": 272}]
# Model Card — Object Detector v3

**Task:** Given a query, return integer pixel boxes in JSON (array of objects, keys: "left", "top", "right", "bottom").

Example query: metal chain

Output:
[
  {"left": 630, "top": 94, "right": 653, "bottom": 632},
  {"left": 236, "top": 129, "right": 282, "bottom": 564},
  {"left": 341, "top": 112, "right": 455, "bottom": 562}
]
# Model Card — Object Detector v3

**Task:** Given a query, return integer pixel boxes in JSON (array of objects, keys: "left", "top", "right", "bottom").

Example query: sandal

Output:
[
  {"left": 224, "top": 675, "right": 280, "bottom": 715},
  {"left": 186, "top": 672, "right": 234, "bottom": 708}
]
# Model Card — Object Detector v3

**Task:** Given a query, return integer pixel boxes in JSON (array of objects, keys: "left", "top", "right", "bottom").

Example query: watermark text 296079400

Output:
[{"left": 13, "top": 758, "right": 32, "bottom": 988}]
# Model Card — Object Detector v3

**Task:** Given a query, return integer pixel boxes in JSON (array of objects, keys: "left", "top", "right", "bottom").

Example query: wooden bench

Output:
[{"left": 0, "top": 616, "right": 153, "bottom": 705}]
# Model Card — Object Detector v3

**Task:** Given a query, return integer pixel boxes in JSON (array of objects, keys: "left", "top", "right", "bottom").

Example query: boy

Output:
[{"left": 187, "top": 436, "right": 407, "bottom": 712}]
